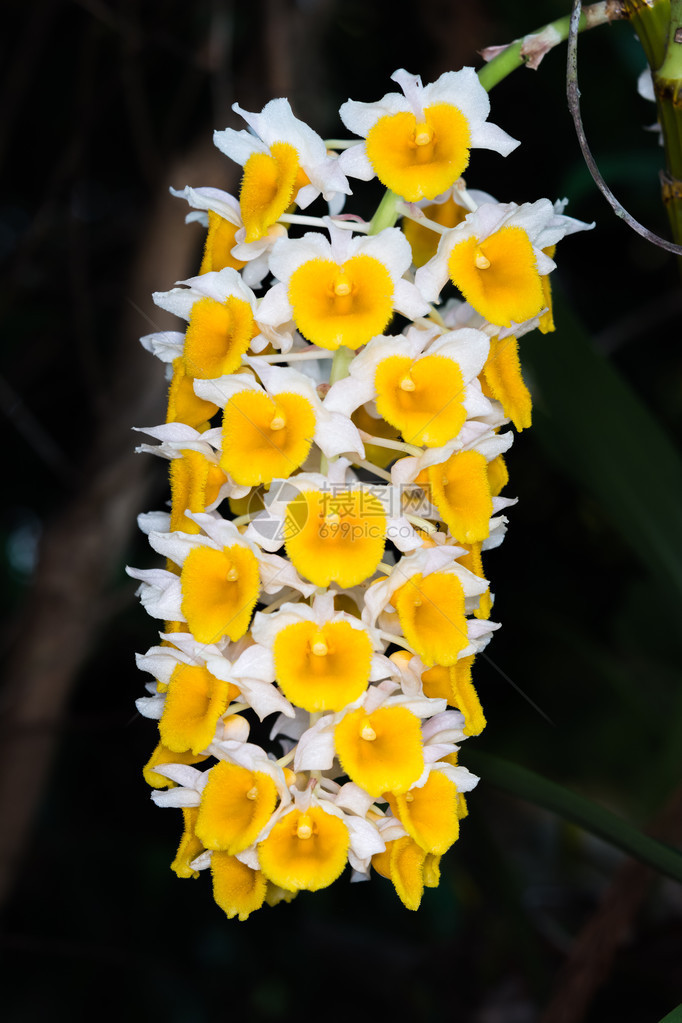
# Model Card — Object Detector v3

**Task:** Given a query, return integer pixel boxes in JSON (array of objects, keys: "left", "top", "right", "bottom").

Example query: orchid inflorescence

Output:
[{"left": 129, "top": 66, "right": 591, "bottom": 920}]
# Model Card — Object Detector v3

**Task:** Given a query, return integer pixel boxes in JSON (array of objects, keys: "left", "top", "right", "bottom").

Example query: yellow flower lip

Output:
[
  {"left": 273, "top": 618, "right": 373, "bottom": 712},
  {"left": 334, "top": 705, "right": 425, "bottom": 797},
  {"left": 288, "top": 254, "right": 394, "bottom": 351},
  {"left": 447, "top": 226, "right": 544, "bottom": 327},
  {"left": 365, "top": 103, "right": 471, "bottom": 202},
  {"left": 258, "top": 805, "right": 350, "bottom": 892},
  {"left": 180, "top": 544, "right": 260, "bottom": 644},
  {"left": 220, "top": 390, "right": 316, "bottom": 486},
  {"left": 284, "top": 488, "right": 386, "bottom": 588}
]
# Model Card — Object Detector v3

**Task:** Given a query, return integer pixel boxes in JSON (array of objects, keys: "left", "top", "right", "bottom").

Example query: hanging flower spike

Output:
[
  {"left": 338, "top": 68, "right": 519, "bottom": 202},
  {"left": 129, "top": 60, "right": 589, "bottom": 919},
  {"left": 257, "top": 219, "right": 429, "bottom": 351},
  {"left": 214, "top": 98, "right": 351, "bottom": 242}
]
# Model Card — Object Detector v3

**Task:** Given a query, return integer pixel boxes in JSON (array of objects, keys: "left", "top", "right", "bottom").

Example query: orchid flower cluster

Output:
[{"left": 129, "top": 67, "right": 590, "bottom": 920}]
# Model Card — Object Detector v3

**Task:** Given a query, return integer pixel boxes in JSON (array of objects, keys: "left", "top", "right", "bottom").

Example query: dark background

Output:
[{"left": 1, "top": 1, "right": 681, "bottom": 1020}]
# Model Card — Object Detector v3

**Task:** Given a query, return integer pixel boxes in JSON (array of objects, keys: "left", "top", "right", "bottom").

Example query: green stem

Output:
[
  {"left": 465, "top": 750, "right": 682, "bottom": 885},
  {"left": 629, "top": 0, "right": 682, "bottom": 245},
  {"left": 624, "top": 0, "right": 670, "bottom": 69},
  {"left": 367, "top": 189, "right": 400, "bottom": 233},
  {"left": 478, "top": 2, "right": 625, "bottom": 92}
]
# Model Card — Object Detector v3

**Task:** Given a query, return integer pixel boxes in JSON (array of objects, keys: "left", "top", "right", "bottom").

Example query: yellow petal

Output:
[
  {"left": 196, "top": 761, "right": 278, "bottom": 854},
  {"left": 375, "top": 836, "right": 427, "bottom": 910},
  {"left": 273, "top": 619, "right": 373, "bottom": 712},
  {"left": 171, "top": 807, "right": 203, "bottom": 879},
  {"left": 481, "top": 336, "right": 532, "bottom": 431},
  {"left": 288, "top": 255, "right": 394, "bottom": 351},
  {"left": 211, "top": 851, "right": 267, "bottom": 921},
  {"left": 258, "top": 806, "right": 349, "bottom": 892},
  {"left": 334, "top": 705, "right": 424, "bottom": 797},
  {"left": 180, "top": 544, "right": 260, "bottom": 644},
  {"left": 387, "top": 771, "right": 460, "bottom": 855},
  {"left": 447, "top": 226, "right": 544, "bottom": 327},
  {"left": 166, "top": 357, "right": 218, "bottom": 430},
  {"left": 457, "top": 542, "right": 492, "bottom": 620},
  {"left": 240, "top": 141, "right": 300, "bottom": 243},
  {"left": 366, "top": 104, "right": 471, "bottom": 202},
  {"left": 375, "top": 354, "right": 466, "bottom": 447},
  {"left": 403, "top": 195, "right": 468, "bottom": 267},
  {"left": 423, "top": 852, "right": 441, "bottom": 888},
  {"left": 487, "top": 453, "right": 509, "bottom": 497},
  {"left": 284, "top": 489, "right": 386, "bottom": 587},
  {"left": 221, "top": 391, "right": 316, "bottom": 485},
  {"left": 421, "top": 656, "right": 486, "bottom": 736},
  {"left": 142, "top": 740, "right": 209, "bottom": 789},
  {"left": 170, "top": 450, "right": 228, "bottom": 534},
  {"left": 183, "top": 296, "right": 255, "bottom": 380},
  {"left": 159, "top": 663, "right": 236, "bottom": 754},
  {"left": 539, "top": 244, "right": 557, "bottom": 333},
  {"left": 422, "top": 449, "right": 492, "bottom": 543},
  {"left": 393, "top": 572, "right": 468, "bottom": 666},
  {"left": 199, "top": 211, "right": 246, "bottom": 275}
]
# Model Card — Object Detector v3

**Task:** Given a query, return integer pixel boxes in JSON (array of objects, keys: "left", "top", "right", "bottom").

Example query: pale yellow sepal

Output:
[
  {"left": 196, "top": 761, "right": 278, "bottom": 854},
  {"left": 258, "top": 806, "right": 349, "bottom": 893},
  {"left": 211, "top": 850, "right": 268, "bottom": 921}
]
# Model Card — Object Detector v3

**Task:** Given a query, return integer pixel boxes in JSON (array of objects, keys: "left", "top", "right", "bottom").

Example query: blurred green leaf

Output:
[
  {"left": 523, "top": 292, "right": 682, "bottom": 601},
  {"left": 466, "top": 751, "right": 682, "bottom": 884},
  {"left": 658, "top": 1006, "right": 682, "bottom": 1023}
]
